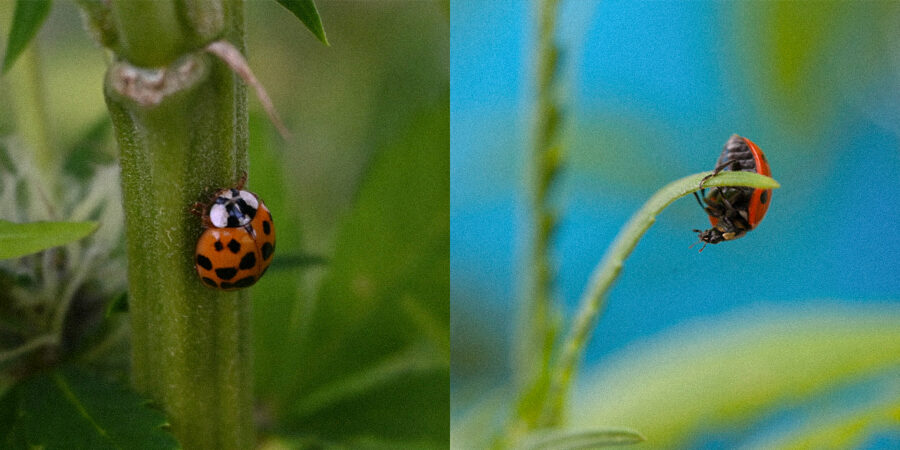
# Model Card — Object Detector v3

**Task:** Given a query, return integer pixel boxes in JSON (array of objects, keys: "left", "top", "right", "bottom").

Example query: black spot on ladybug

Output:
[
  {"left": 196, "top": 254, "right": 213, "bottom": 270},
  {"left": 221, "top": 276, "right": 256, "bottom": 290},
  {"left": 215, "top": 267, "right": 238, "bottom": 280},
  {"left": 263, "top": 220, "right": 271, "bottom": 235},
  {"left": 261, "top": 242, "right": 273, "bottom": 261},
  {"left": 239, "top": 252, "right": 256, "bottom": 270},
  {"left": 760, "top": 191, "right": 769, "bottom": 204},
  {"left": 228, "top": 239, "right": 241, "bottom": 253},
  {"left": 214, "top": 241, "right": 224, "bottom": 251},
  {"left": 201, "top": 277, "right": 218, "bottom": 288}
]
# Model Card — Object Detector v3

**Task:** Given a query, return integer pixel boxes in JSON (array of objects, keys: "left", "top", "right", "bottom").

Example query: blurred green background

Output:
[{"left": 1, "top": 1, "right": 448, "bottom": 447}]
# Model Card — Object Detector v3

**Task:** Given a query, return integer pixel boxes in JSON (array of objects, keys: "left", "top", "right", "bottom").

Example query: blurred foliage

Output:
[
  {"left": 253, "top": 95, "right": 449, "bottom": 446},
  {"left": 1, "top": 0, "right": 51, "bottom": 74},
  {"left": 246, "top": 1, "right": 449, "bottom": 446},
  {"left": 2, "top": 368, "right": 178, "bottom": 448},
  {"left": 742, "top": 386, "right": 900, "bottom": 449},
  {"left": 568, "top": 302, "right": 900, "bottom": 448},
  {"left": 452, "top": 302, "right": 900, "bottom": 448},
  {"left": 737, "top": 1, "right": 900, "bottom": 143},
  {"left": 521, "top": 428, "right": 644, "bottom": 449},
  {"left": 0, "top": 220, "right": 97, "bottom": 259}
]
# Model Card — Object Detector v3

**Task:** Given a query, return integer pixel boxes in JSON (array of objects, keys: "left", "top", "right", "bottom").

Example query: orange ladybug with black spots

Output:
[{"left": 193, "top": 179, "right": 275, "bottom": 291}]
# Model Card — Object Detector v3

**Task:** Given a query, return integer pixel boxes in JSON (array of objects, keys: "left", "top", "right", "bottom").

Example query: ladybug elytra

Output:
[
  {"left": 193, "top": 176, "right": 275, "bottom": 290},
  {"left": 693, "top": 134, "right": 772, "bottom": 251}
]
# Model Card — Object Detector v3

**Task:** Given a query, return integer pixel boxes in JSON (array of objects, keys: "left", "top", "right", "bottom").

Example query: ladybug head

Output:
[
  {"left": 691, "top": 227, "right": 727, "bottom": 252},
  {"left": 691, "top": 225, "right": 745, "bottom": 252}
]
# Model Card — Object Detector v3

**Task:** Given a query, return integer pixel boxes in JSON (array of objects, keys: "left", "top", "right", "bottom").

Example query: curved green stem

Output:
[{"left": 539, "top": 171, "right": 781, "bottom": 427}]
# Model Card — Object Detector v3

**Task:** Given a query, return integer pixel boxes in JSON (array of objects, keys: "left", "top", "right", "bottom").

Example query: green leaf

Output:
[
  {"left": 274, "top": 0, "right": 329, "bottom": 45},
  {"left": 570, "top": 302, "right": 900, "bottom": 447},
  {"left": 277, "top": 95, "right": 449, "bottom": 446},
  {"left": 5, "top": 368, "right": 179, "bottom": 449},
  {"left": 2, "top": 0, "right": 52, "bottom": 74},
  {"left": 524, "top": 428, "right": 645, "bottom": 449},
  {"left": 0, "top": 220, "right": 98, "bottom": 259}
]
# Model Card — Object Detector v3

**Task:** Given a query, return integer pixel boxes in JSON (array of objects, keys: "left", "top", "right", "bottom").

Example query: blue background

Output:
[{"left": 450, "top": 0, "right": 900, "bottom": 429}]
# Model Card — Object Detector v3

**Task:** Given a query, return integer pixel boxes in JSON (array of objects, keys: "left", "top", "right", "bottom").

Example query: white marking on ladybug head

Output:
[
  {"left": 238, "top": 190, "right": 259, "bottom": 210},
  {"left": 210, "top": 203, "right": 229, "bottom": 228}
]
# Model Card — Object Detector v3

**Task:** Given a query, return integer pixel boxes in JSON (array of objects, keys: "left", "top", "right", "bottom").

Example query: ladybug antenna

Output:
[{"left": 690, "top": 229, "right": 709, "bottom": 253}]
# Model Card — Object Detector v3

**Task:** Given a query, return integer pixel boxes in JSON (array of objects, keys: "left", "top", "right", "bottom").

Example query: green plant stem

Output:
[
  {"left": 514, "top": 0, "right": 563, "bottom": 426},
  {"left": 538, "top": 171, "right": 781, "bottom": 427},
  {"left": 102, "top": 1, "right": 251, "bottom": 448},
  {"left": 109, "top": 0, "right": 183, "bottom": 66}
]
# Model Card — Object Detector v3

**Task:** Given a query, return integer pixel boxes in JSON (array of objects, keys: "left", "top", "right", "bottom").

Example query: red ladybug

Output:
[{"left": 693, "top": 134, "right": 772, "bottom": 250}]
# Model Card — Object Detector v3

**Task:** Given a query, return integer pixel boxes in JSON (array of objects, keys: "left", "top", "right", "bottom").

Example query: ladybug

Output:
[
  {"left": 193, "top": 176, "right": 275, "bottom": 290},
  {"left": 693, "top": 134, "right": 772, "bottom": 251}
]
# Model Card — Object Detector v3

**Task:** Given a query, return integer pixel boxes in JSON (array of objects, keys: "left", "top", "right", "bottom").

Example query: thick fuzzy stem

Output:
[{"left": 102, "top": 1, "right": 252, "bottom": 448}]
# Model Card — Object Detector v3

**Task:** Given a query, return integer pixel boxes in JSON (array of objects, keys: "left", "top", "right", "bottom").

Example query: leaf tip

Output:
[{"left": 273, "top": 0, "right": 329, "bottom": 46}]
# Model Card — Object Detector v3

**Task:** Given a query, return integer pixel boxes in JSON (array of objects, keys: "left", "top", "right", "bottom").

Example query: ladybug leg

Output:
[
  {"left": 190, "top": 202, "right": 206, "bottom": 217},
  {"left": 717, "top": 193, "right": 746, "bottom": 224},
  {"left": 715, "top": 194, "right": 753, "bottom": 231},
  {"left": 693, "top": 191, "right": 706, "bottom": 209},
  {"left": 694, "top": 188, "right": 729, "bottom": 221},
  {"left": 235, "top": 171, "right": 248, "bottom": 190},
  {"left": 694, "top": 182, "right": 716, "bottom": 210},
  {"left": 694, "top": 189, "right": 723, "bottom": 218},
  {"left": 718, "top": 193, "right": 735, "bottom": 212},
  {"left": 699, "top": 159, "right": 740, "bottom": 190},
  {"left": 715, "top": 194, "right": 740, "bottom": 222},
  {"left": 712, "top": 158, "right": 740, "bottom": 176},
  {"left": 190, "top": 202, "right": 214, "bottom": 228}
]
